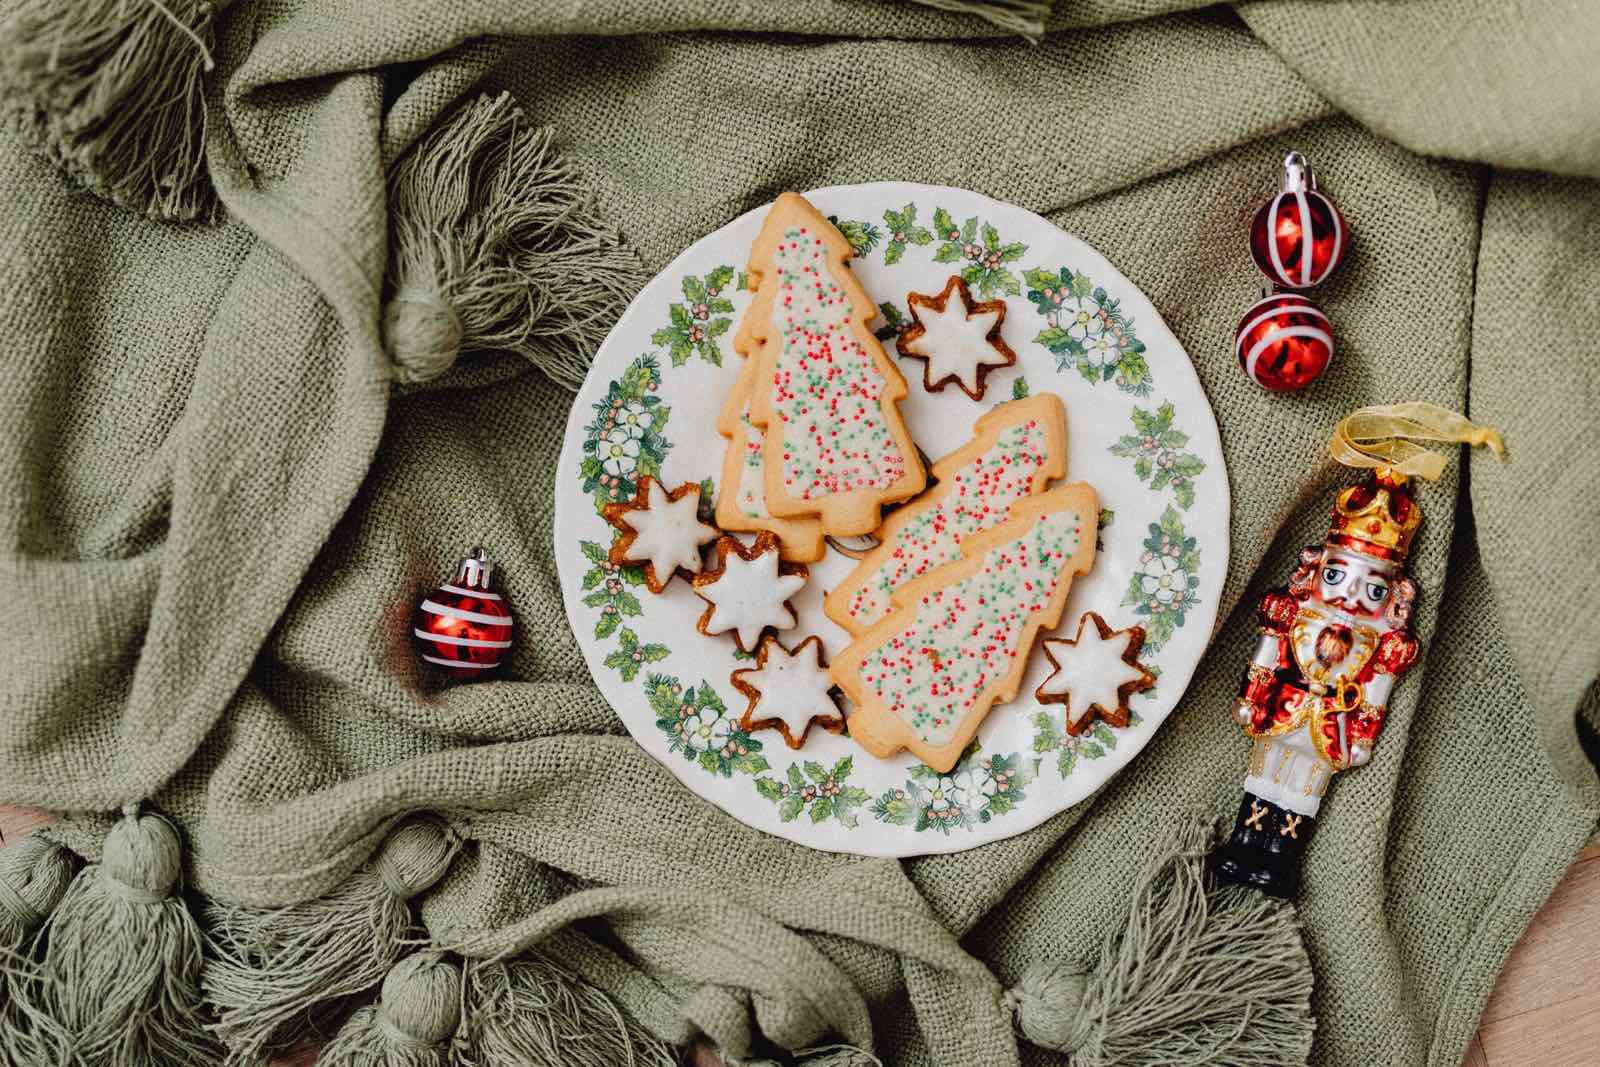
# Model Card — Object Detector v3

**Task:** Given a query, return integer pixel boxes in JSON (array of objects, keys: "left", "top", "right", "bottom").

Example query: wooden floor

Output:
[{"left": 2, "top": 806, "right": 1595, "bottom": 1065}]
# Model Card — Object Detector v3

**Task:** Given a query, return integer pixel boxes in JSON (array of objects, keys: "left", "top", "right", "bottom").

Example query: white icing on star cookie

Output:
[
  {"left": 1035, "top": 612, "right": 1154, "bottom": 733},
  {"left": 604, "top": 477, "right": 719, "bottom": 593},
  {"left": 692, "top": 532, "right": 807, "bottom": 651},
  {"left": 897, "top": 275, "right": 1016, "bottom": 400},
  {"left": 732, "top": 635, "right": 843, "bottom": 749}
]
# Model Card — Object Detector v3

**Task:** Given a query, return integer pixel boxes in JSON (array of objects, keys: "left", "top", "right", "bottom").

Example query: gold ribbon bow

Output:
[{"left": 1329, "top": 402, "right": 1505, "bottom": 481}]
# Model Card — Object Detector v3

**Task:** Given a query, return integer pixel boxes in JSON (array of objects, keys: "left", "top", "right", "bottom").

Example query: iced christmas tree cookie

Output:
[
  {"left": 713, "top": 327, "right": 826, "bottom": 562},
  {"left": 738, "top": 193, "right": 925, "bottom": 536},
  {"left": 897, "top": 274, "right": 1017, "bottom": 400},
  {"left": 825, "top": 393, "right": 1066, "bottom": 636},
  {"left": 1035, "top": 612, "right": 1154, "bottom": 734},
  {"left": 833, "top": 484, "right": 1098, "bottom": 773},
  {"left": 731, "top": 635, "right": 845, "bottom": 749}
]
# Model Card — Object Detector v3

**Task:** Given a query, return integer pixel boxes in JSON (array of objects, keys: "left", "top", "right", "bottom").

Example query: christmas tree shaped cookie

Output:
[
  {"left": 739, "top": 193, "right": 925, "bottom": 536},
  {"left": 832, "top": 484, "right": 1098, "bottom": 773},
  {"left": 824, "top": 393, "right": 1066, "bottom": 635},
  {"left": 713, "top": 312, "right": 826, "bottom": 562}
]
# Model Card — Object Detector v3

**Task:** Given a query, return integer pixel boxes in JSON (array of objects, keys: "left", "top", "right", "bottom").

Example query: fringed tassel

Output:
[
  {"left": 32, "top": 805, "right": 223, "bottom": 1066},
  {"left": 1002, "top": 814, "right": 1314, "bottom": 1067},
  {"left": 317, "top": 951, "right": 461, "bottom": 1067},
  {"left": 731, "top": 1046, "right": 883, "bottom": 1067},
  {"left": 384, "top": 90, "right": 648, "bottom": 389},
  {"left": 792, "top": 1049, "right": 883, "bottom": 1067},
  {"left": 901, "top": 0, "right": 1050, "bottom": 41},
  {"left": 203, "top": 817, "right": 460, "bottom": 1065},
  {"left": 0, "top": 834, "right": 77, "bottom": 954},
  {"left": 455, "top": 953, "right": 676, "bottom": 1067},
  {"left": 1, "top": 834, "right": 79, "bottom": 1065},
  {"left": 0, "top": 0, "right": 221, "bottom": 221}
]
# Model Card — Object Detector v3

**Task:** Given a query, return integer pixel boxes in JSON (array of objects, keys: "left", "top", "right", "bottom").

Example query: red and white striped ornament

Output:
[
  {"left": 1234, "top": 292, "right": 1334, "bottom": 392},
  {"left": 1249, "top": 152, "right": 1346, "bottom": 289},
  {"left": 412, "top": 548, "right": 514, "bottom": 678}
]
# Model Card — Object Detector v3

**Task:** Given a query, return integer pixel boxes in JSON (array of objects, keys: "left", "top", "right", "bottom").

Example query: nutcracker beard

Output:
[{"left": 1315, "top": 625, "right": 1352, "bottom": 667}]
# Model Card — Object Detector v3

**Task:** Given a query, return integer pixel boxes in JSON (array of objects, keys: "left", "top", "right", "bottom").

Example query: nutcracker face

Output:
[{"left": 1313, "top": 546, "right": 1396, "bottom": 620}]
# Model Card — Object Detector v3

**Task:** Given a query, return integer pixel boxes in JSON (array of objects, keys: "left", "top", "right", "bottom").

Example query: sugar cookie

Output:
[
  {"left": 603, "top": 476, "right": 719, "bottom": 593},
  {"left": 692, "top": 532, "right": 808, "bottom": 651},
  {"left": 824, "top": 393, "right": 1066, "bottom": 636},
  {"left": 738, "top": 192, "right": 925, "bottom": 536},
  {"left": 897, "top": 275, "right": 1016, "bottom": 400},
  {"left": 713, "top": 320, "right": 826, "bottom": 562},
  {"left": 1035, "top": 612, "right": 1154, "bottom": 734},
  {"left": 832, "top": 484, "right": 1099, "bottom": 773},
  {"left": 732, "top": 635, "right": 844, "bottom": 749}
]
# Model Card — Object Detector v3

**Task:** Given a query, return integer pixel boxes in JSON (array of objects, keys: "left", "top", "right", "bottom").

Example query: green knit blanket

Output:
[{"left": 1, "top": 1, "right": 1598, "bottom": 1065}]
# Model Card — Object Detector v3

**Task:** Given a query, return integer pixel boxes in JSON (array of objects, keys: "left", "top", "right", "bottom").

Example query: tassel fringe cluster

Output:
[
  {"left": 0, "top": 812, "right": 682, "bottom": 1067},
  {"left": 1002, "top": 814, "right": 1315, "bottom": 1066},
  {"left": 456, "top": 955, "right": 677, "bottom": 1067},
  {"left": 0, "top": 26, "right": 641, "bottom": 394},
  {"left": 1, "top": 807, "right": 1313, "bottom": 1067},
  {"left": 1, "top": 833, "right": 77, "bottom": 1064},
  {"left": 317, "top": 951, "right": 461, "bottom": 1067},
  {"left": 0, "top": 0, "right": 220, "bottom": 221},
  {"left": 6, "top": 808, "right": 222, "bottom": 1066},
  {"left": 203, "top": 817, "right": 461, "bottom": 1063},
  {"left": 899, "top": 0, "right": 1051, "bottom": 41},
  {"left": 383, "top": 91, "right": 648, "bottom": 389}
]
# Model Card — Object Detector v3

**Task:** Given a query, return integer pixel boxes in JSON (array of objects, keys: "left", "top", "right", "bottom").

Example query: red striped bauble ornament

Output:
[
  {"left": 1249, "top": 152, "right": 1346, "bottom": 289},
  {"left": 412, "top": 548, "right": 514, "bottom": 678},
  {"left": 1234, "top": 292, "right": 1334, "bottom": 392}
]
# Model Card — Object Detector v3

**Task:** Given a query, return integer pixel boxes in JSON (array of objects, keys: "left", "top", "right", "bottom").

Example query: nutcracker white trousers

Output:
[{"left": 1242, "top": 726, "right": 1332, "bottom": 817}]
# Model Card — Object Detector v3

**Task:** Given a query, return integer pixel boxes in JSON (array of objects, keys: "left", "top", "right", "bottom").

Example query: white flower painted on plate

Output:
[
  {"left": 1139, "top": 554, "right": 1190, "bottom": 607},
  {"left": 618, "top": 402, "right": 654, "bottom": 439},
  {"left": 600, "top": 428, "right": 640, "bottom": 476},
  {"left": 1083, "top": 329, "right": 1121, "bottom": 369},
  {"left": 929, "top": 776, "right": 967, "bottom": 813},
  {"left": 1066, "top": 308, "right": 1102, "bottom": 344},
  {"left": 678, "top": 709, "right": 730, "bottom": 753}
]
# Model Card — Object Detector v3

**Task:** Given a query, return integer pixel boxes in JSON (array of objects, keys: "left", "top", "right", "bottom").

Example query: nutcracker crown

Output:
[
  {"left": 1328, "top": 468, "right": 1420, "bottom": 562},
  {"left": 455, "top": 547, "right": 496, "bottom": 591}
]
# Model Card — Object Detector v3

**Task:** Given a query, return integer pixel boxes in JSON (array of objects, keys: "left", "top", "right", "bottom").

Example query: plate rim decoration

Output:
[{"left": 554, "top": 181, "right": 1230, "bottom": 857}]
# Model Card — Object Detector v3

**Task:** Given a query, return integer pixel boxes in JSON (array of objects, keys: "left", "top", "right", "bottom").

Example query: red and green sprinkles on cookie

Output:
[
  {"left": 857, "top": 511, "right": 1085, "bottom": 745},
  {"left": 845, "top": 419, "right": 1054, "bottom": 627},
  {"left": 769, "top": 226, "right": 908, "bottom": 499}
]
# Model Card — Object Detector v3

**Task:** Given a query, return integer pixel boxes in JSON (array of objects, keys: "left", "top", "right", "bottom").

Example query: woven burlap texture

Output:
[{"left": 2, "top": 1, "right": 1597, "bottom": 1065}]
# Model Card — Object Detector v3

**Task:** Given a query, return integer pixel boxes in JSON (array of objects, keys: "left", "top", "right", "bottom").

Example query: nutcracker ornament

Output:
[
  {"left": 412, "top": 548, "right": 515, "bottom": 678},
  {"left": 1234, "top": 151, "right": 1347, "bottom": 392},
  {"left": 1209, "top": 404, "right": 1503, "bottom": 897}
]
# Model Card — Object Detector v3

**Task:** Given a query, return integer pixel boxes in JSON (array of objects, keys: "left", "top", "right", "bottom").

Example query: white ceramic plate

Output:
[{"left": 555, "top": 183, "right": 1229, "bottom": 856}]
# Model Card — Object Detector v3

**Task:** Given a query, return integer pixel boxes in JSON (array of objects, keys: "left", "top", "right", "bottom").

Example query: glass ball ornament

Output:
[
  {"left": 1249, "top": 152, "right": 1347, "bottom": 289},
  {"left": 1235, "top": 291, "right": 1333, "bottom": 392},
  {"left": 412, "top": 548, "right": 515, "bottom": 678}
]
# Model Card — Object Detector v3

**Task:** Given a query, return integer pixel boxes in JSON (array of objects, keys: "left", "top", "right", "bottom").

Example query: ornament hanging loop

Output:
[
  {"left": 458, "top": 547, "right": 494, "bottom": 590},
  {"left": 1281, "top": 152, "right": 1314, "bottom": 193},
  {"left": 1329, "top": 402, "right": 1505, "bottom": 482}
]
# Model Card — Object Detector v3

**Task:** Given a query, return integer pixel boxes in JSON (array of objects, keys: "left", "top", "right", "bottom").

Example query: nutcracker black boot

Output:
[
  {"left": 1208, "top": 792, "right": 1278, "bottom": 891},
  {"left": 1258, "top": 804, "right": 1316, "bottom": 898}
]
